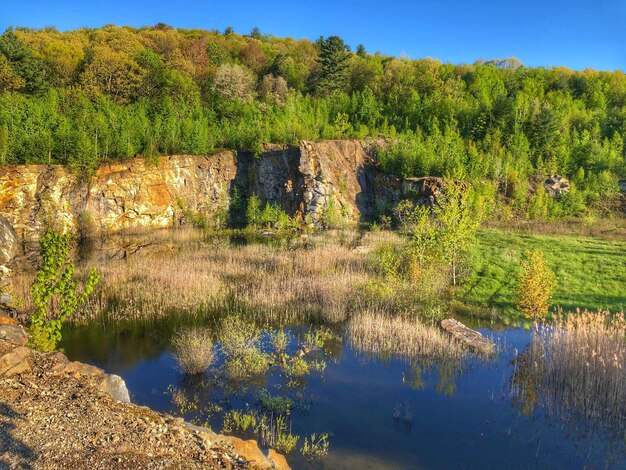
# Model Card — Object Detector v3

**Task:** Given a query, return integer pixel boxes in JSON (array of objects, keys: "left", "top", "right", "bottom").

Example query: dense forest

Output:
[{"left": 0, "top": 24, "right": 624, "bottom": 216}]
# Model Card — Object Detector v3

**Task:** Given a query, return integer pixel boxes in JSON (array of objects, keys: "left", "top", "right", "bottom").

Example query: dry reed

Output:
[
  {"left": 348, "top": 310, "right": 467, "bottom": 365},
  {"left": 511, "top": 309, "right": 626, "bottom": 436}
]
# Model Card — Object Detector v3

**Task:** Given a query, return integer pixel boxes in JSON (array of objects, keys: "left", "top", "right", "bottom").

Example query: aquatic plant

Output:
[
  {"left": 301, "top": 433, "right": 331, "bottom": 460},
  {"left": 171, "top": 327, "right": 215, "bottom": 374},
  {"left": 510, "top": 309, "right": 626, "bottom": 436},
  {"left": 349, "top": 310, "right": 467, "bottom": 365}
]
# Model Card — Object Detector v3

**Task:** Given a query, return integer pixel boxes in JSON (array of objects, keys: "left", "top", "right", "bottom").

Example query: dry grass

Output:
[
  {"left": 348, "top": 310, "right": 467, "bottom": 365},
  {"left": 171, "top": 327, "right": 216, "bottom": 374},
  {"left": 511, "top": 309, "right": 626, "bottom": 436},
  {"left": 12, "top": 229, "right": 410, "bottom": 325}
]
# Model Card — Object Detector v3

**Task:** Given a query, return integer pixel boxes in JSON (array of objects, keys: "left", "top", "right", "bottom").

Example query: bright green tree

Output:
[{"left": 434, "top": 182, "right": 480, "bottom": 286}]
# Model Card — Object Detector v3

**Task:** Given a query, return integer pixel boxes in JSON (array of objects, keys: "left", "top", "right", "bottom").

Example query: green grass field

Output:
[{"left": 463, "top": 229, "right": 626, "bottom": 316}]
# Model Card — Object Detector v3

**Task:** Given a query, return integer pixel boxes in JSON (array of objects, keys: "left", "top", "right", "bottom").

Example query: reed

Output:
[
  {"left": 511, "top": 309, "right": 626, "bottom": 436},
  {"left": 348, "top": 309, "right": 467, "bottom": 365},
  {"left": 13, "top": 230, "right": 418, "bottom": 325}
]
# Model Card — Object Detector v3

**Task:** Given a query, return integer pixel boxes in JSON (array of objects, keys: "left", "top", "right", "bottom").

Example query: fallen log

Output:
[{"left": 440, "top": 318, "right": 495, "bottom": 356}]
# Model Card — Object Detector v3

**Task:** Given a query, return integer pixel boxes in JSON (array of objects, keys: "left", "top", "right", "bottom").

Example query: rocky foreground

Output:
[{"left": 0, "top": 317, "right": 289, "bottom": 470}]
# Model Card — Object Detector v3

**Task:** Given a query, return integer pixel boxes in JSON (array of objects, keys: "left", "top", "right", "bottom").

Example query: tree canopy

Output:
[{"left": 0, "top": 25, "right": 623, "bottom": 217}]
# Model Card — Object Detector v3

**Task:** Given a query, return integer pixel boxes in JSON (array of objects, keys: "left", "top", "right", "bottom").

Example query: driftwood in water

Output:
[{"left": 440, "top": 319, "right": 495, "bottom": 355}]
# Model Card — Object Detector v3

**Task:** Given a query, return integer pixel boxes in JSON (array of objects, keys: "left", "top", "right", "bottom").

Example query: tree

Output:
[
  {"left": 434, "top": 182, "right": 479, "bottom": 286},
  {"left": 516, "top": 250, "right": 557, "bottom": 321},
  {"left": 211, "top": 63, "right": 255, "bottom": 103},
  {"left": 356, "top": 44, "right": 367, "bottom": 58},
  {"left": 30, "top": 231, "right": 100, "bottom": 351},
  {"left": 0, "top": 29, "right": 47, "bottom": 93},
  {"left": 314, "top": 36, "right": 351, "bottom": 95}
]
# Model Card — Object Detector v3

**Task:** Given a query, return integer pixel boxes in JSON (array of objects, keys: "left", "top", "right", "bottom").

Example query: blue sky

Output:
[{"left": 0, "top": 0, "right": 624, "bottom": 71}]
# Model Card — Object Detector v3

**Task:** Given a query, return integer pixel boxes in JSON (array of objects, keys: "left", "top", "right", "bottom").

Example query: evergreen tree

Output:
[{"left": 315, "top": 36, "right": 351, "bottom": 95}]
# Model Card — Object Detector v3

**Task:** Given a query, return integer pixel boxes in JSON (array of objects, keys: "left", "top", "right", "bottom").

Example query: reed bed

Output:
[
  {"left": 13, "top": 230, "right": 404, "bottom": 325},
  {"left": 511, "top": 309, "right": 626, "bottom": 436},
  {"left": 348, "top": 310, "right": 467, "bottom": 365}
]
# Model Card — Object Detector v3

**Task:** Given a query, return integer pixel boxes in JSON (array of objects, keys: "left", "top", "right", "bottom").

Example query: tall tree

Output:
[{"left": 314, "top": 36, "right": 351, "bottom": 95}]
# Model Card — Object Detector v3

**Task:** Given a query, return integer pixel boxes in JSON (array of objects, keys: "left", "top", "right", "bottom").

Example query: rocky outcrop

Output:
[
  {"left": 0, "top": 139, "right": 448, "bottom": 243},
  {"left": 544, "top": 175, "right": 570, "bottom": 197},
  {"left": 0, "top": 315, "right": 290, "bottom": 469},
  {"left": 0, "top": 216, "right": 18, "bottom": 318}
]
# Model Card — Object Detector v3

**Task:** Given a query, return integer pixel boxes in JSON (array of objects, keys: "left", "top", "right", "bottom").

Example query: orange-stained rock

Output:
[
  {"left": 54, "top": 360, "right": 104, "bottom": 377},
  {"left": 268, "top": 449, "right": 290, "bottom": 470},
  {"left": 0, "top": 345, "right": 31, "bottom": 376},
  {"left": 0, "top": 314, "right": 18, "bottom": 326}
]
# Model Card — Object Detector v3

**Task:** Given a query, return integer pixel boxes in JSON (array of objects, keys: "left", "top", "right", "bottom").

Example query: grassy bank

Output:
[{"left": 464, "top": 229, "right": 626, "bottom": 316}]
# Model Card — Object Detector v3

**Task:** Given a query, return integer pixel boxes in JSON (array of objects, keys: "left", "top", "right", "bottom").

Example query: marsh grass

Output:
[
  {"left": 171, "top": 327, "right": 216, "bottom": 374},
  {"left": 13, "top": 229, "right": 421, "bottom": 325},
  {"left": 348, "top": 310, "right": 467, "bottom": 365},
  {"left": 511, "top": 309, "right": 626, "bottom": 436}
]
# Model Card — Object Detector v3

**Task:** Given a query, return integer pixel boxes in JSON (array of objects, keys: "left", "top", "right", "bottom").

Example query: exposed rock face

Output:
[
  {"left": 0, "top": 216, "right": 18, "bottom": 264},
  {"left": 0, "top": 139, "right": 442, "bottom": 243},
  {"left": 544, "top": 175, "right": 570, "bottom": 197}
]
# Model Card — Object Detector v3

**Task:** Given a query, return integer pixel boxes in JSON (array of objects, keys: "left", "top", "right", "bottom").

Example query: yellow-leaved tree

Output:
[{"left": 516, "top": 250, "right": 557, "bottom": 321}]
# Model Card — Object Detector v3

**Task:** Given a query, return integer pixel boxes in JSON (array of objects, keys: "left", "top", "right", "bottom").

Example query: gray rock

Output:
[
  {"left": 0, "top": 217, "right": 18, "bottom": 265},
  {"left": 98, "top": 374, "right": 131, "bottom": 403},
  {"left": 0, "top": 292, "right": 13, "bottom": 305},
  {"left": 0, "top": 324, "right": 29, "bottom": 347}
]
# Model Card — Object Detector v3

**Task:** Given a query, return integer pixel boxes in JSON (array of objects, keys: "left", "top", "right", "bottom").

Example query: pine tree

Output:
[{"left": 315, "top": 36, "right": 351, "bottom": 95}]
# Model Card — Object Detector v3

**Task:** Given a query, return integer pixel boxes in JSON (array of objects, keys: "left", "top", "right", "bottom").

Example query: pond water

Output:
[{"left": 61, "top": 318, "right": 626, "bottom": 469}]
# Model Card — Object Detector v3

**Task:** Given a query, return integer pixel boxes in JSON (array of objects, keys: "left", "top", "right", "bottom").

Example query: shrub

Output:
[
  {"left": 30, "top": 230, "right": 100, "bottom": 351},
  {"left": 284, "top": 356, "right": 311, "bottom": 378},
  {"left": 218, "top": 315, "right": 261, "bottom": 358},
  {"left": 171, "top": 327, "right": 215, "bottom": 374},
  {"left": 516, "top": 250, "right": 557, "bottom": 321}
]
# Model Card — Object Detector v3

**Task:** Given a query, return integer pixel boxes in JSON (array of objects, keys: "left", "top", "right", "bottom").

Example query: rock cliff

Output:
[{"left": 0, "top": 139, "right": 412, "bottom": 244}]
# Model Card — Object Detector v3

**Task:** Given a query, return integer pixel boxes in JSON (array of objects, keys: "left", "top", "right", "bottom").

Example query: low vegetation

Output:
[
  {"left": 465, "top": 229, "right": 626, "bottom": 316},
  {"left": 171, "top": 327, "right": 215, "bottom": 374}
]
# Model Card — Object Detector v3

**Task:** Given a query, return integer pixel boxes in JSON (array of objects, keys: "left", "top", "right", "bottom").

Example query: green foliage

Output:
[
  {"left": 30, "top": 231, "right": 100, "bottom": 351},
  {"left": 434, "top": 183, "right": 481, "bottom": 286},
  {"left": 0, "top": 25, "right": 624, "bottom": 216},
  {"left": 315, "top": 36, "right": 351, "bottom": 95}
]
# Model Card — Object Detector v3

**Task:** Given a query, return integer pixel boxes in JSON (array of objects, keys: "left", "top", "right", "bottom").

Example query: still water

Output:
[{"left": 62, "top": 320, "right": 625, "bottom": 469}]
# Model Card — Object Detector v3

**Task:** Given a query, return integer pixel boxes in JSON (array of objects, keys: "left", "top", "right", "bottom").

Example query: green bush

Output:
[{"left": 30, "top": 231, "right": 100, "bottom": 351}]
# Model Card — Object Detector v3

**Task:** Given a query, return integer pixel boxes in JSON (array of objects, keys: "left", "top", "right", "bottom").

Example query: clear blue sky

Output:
[{"left": 1, "top": 0, "right": 624, "bottom": 71}]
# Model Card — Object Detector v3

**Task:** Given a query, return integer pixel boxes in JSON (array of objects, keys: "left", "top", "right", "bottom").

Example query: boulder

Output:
[
  {"left": 0, "top": 323, "right": 29, "bottom": 346},
  {"left": 0, "top": 216, "right": 18, "bottom": 265},
  {"left": 0, "top": 346, "right": 31, "bottom": 377},
  {"left": 98, "top": 374, "right": 131, "bottom": 403},
  {"left": 54, "top": 360, "right": 104, "bottom": 377},
  {"left": 543, "top": 175, "right": 570, "bottom": 197},
  {"left": 268, "top": 449, "right": 290, "bottom": 470},
  {"left": 440, "top": 318, "right": 495, "bottom": 356}
]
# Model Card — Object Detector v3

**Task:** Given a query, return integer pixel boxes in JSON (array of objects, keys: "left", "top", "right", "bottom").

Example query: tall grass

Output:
[
  {"left": 13, "top": 229, "right": 414, "bottom": 325},
  {"left": 348, "top": 310, "right": 467, "bottom": 365},
  {"left": 511, "top": 309, "right": 626, "bottom": 436}
]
